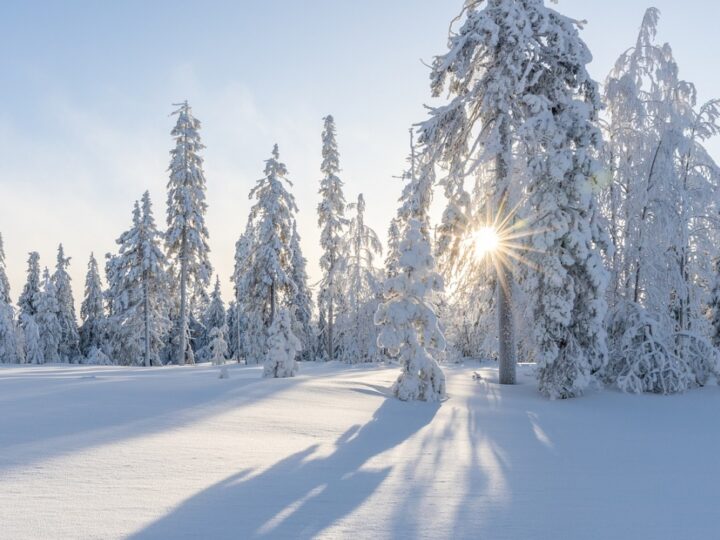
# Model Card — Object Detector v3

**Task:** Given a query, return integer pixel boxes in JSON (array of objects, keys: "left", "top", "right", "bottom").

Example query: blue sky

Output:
[{"left": 1, "top": 0, "right": 718, "bottom": 305}]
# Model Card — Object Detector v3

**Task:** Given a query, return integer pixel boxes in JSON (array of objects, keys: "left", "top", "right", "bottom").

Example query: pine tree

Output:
[
  {"left": 20, "top": 313, "right": 42, "bottom": 364},
  {"left": 166, "top": 101, "right": 212, "bottom": 365},
  {"left": 385, "top": 218, "right": 402, "bottom": 280},
  {"left": 231, "top": 230, "right": 252, "bottom": 362},
  {"left": 107, "top": 194, "right": 171, "bottom": 366},
  {"left": 239, "top": 145, "right": 298, "bottom": 362},
  {"left": 263, "top": 308, "right": 300, "bottom": 378},
  {"left": 0, "top": 234, "right": 19, "bottom": 364},
  {"left": 338, "top": 194, "right": 383, "bottom": 362},
  {"left": 36, "top": 268, "right": 62, "bottom": 363},
  {"left": 317, "top": 115, "right": 347, "bottom": 360},
  {"left": 375, "top": 155, "right": 446, "bottom": 401},
  {"left": 18, "top": 252, "right": 41, "bottom": 319},
  {"left": 79, "top": 253, "right": 106, "bottom": 357},
  {"left": 198, "top": 276, "right": 226, "bottom": 362},
  {"left": 208, "top": 326, "right": 228, "bottom": 365},
  {"left": 52, "top": 244, "right": 80, "bottom": 362},
  {"left": 287, "top": 222, "right": 314, "bottom": 361},
  {"left": 0, "top": 233, "right": 11, "bottom": 305}
]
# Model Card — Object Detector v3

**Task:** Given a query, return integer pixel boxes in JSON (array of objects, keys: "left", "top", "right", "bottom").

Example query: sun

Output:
[{"left": 473, "top": 226, "right": 500, "bottom": 258}]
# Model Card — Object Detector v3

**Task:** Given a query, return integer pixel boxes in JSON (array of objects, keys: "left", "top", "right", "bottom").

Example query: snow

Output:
[{"left": 0, "top": 361, "right": 718, "bottom": 539}]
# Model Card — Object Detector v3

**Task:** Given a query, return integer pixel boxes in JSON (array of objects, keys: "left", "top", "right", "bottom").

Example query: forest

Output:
[{"left": 1, "top": 4, "right": 719, "bottom": 403}]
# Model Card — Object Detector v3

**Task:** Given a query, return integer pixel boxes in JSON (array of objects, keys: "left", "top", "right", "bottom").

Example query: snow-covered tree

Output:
[
  {"left": 0, "top": 235, "right": 19, "bottom": 364},
  {"left": 231, "top": 230, "right": 252, "bottom": 362},
  {"left": 385, "top": 218, "right": 402, "bottom": 281},
  {"left": 263, "top": 308, "right": 300, "bottom": 378},
  {"left": 421, "top": 0, "right": 609, "bottom": 397},
  {"left": 338, "top": 194, "right": 383, "bottom": 363},
  {"left": 375, "top": 155, "right": 446, "bottom": 401},
  {"left": 107, "top": 194, "right": 171, "bottom": 366},
  {"left": 0, "top": 233, "right": 11, "bottom": 305},
  {"left": 52, "top": 244, "right": 80, "bottom": 362},
  {"left": 287, "top": 222, "right": 314, "bottom": 361},
  {"left": 208, "top": 326, "right": 228, "bottom": 366},
  {"left": 18, "top": 252, "right": 41, "bottom": 319},
  {"left": 36, "top": 268, "right": 62, "bottom": 363},
  {"left": 166, "top": 101, "right": 212, "bottom": 365},
  {"left": 197, "top": 276, "right": 226, "bottom": 362},
  {"left": 317, "top": 115, "right": 347, "bottom": 360},
  {"left": 79, "top": 253, "right": 106, "bottom": 357},
  {"left": 20, "top": 313, "right": 42, "bottom": 365},
  {"left": 600, "top": 9, "right": 720, "bottom": 393},
  {"left": 238, "top": 145, "right": 298, "bottom": 362}
]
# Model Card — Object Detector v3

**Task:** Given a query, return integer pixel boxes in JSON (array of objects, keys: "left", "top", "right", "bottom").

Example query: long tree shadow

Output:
[
  {"left": 0, "top": 365, "right": 334, "bottom": 471},
  {"left": 131, "top": 398, "right": 440, "bottom": 540}
]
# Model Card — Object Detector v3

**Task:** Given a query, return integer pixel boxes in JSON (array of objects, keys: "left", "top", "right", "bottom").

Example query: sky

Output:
[{"left": 1, "top": 0, "right": 718, "bottom": 308}]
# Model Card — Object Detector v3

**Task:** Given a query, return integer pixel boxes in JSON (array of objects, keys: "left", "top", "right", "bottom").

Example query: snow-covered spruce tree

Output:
[
  {"left": 208, "top": 326, "right": 229, "bottom": 366},
  {"left": 36, "top": 268, "right": 62, "bottom": 363},
  {"left": 231, "top": 230, "right": 252, "bottom": 362},
  {"left": 166, "top": 101, "right": 212, "bottom": 365},
  {"left": 287, "top": 221, "right": 315, "bottom": 361},
  {"left": 52, "top": 244, "right": 80, "bottom": 362},
  {"left": 197, "top": 276, "right": 226, "bottom": 362},
  {"left": 600, "top": 9, "right": 720, "bottom": 392},
  {"left": 20, "top": 313, "right": 42, "bottom": 364},
  {"left": 79, "top": 253, "right": 106, "bottom": 357},
  {"left": 317, "top": 115, "right": 347, "bottom": 361},
  {"left": 0, "top": 235, "right": 19, "bottom": 364},
  {"left": 709, "top": 258, "right": 720, "bottom": 347},
  {"left": 385, "top": 218, "right": 402, "bottom": 281},
  {"left": 424, "top": 0, "right": 610, "bottom": 397},
  {"left": 338, "top": 194, "right": 383, "bottom": 363},
  {"left": 375, "top": 154, "right": 446, "bottom": 401},
  {"left": 107, "top": 194, "right": 171, "bottom": 366},
  {"left": 18, "top": 252, "right": 41, "bottom": 319},
  {"left": 0, "top": 233, "right": 11, "bottom": 305},
  {"left": 238, "top": 145, "right": 298, "bottom": 362},
  {"left": 263, "top": 308, "right": 300, "bottom": 378}
]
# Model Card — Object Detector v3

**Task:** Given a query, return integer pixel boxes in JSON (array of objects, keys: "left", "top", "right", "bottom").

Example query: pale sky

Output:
[{"left": 1, "top": 0, "right": 718, "bottom": 307}]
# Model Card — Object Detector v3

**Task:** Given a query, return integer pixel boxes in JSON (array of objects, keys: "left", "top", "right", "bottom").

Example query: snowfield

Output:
[{"left": 1, "top": 361, "right": 718, "bottom": 540}]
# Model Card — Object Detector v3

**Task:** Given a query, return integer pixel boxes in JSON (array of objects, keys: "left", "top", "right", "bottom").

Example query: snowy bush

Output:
[
  {"left": 84, "top": 346, "right": 112, "bottom": 366},
  {"left": 605, "top": 303, "right": 694, "bottom": 394},
  {"left": 263, "top": 309, "right": 300, "bottom": 378}
]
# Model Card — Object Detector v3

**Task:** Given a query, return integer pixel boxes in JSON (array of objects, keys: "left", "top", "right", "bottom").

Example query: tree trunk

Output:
[
  {"left": 143, "top": 275, "right": 150, "bottom": 367},
  {"left": 177, "top": 231, "right": 188, "bottom": 366},
  {"left": 496, "top": 115, "right": 516, "bottom": 384}
]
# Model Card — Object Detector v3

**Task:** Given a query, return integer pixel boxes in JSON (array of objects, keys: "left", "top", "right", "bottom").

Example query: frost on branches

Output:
[
  {"left": 263, "top": 308, "right": 300, "bottom": 379},
  {"left": 79, "top": 253, "right": 106, "bottom": 358},
  {"left": 52, "top": 244, "right": 80, "bottom": 362}
]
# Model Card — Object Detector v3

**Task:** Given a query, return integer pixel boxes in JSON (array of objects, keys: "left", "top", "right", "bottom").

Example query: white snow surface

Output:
[{"left": 0, "top": 361, "right": 718, "bottom": 539}]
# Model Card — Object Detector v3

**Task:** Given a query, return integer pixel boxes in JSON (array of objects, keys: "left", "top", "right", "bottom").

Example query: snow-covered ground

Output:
[{"left": 0, "top": 361, "right": 718, "bottom": 540}]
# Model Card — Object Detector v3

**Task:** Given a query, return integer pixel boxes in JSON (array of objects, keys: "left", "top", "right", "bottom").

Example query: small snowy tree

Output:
[
  {"left": 208, "top": 326, "right": 228, "bottom": 365},
  {"left": 79, "top": 253, "right": 106, "bottom": 357},
  {"left": 20, "top": 313, "right": 42, "bottom": 365},
  {"left": 166, "top": 101, "right": 212, "bottom": 365},
  {"left": 376, "top": 155, "right": 446, "bottom": 401},
  {"left": 36, "top": 268, "right": 62, "bottom": 363},
  {"left": 197, "top": 276, "right": 226, "bottom": 362},
  {"left": 376, "top": 218, "right": 446, "bottom": 401},
  {"left": 263, "top": 308, "right": 300, "bottom": 378},
  {"left": 52, "top": 244, "right": 80, "bottom": 362}
]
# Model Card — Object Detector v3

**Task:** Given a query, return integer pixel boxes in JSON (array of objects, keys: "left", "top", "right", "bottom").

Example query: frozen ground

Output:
[{"left": 0, "top": 361, "right": 718, "bottom": 540}]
